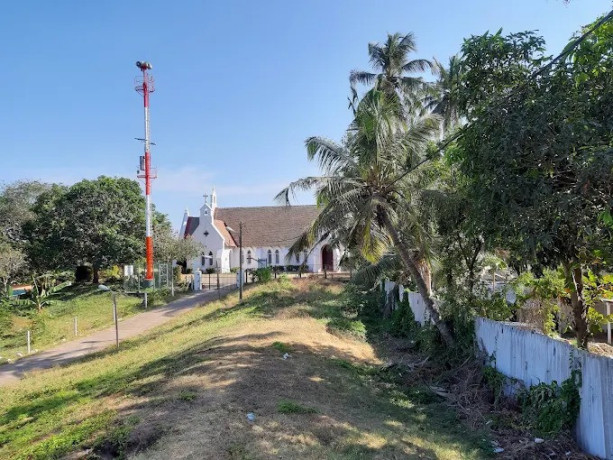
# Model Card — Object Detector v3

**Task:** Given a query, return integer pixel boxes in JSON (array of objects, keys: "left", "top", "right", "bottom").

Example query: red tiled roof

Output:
[
  {"left": 214, "top": 219, "right": 237, "bottom": 247},
  {"left": 214, "top": 205, "right": 319, "bottom": 248}
]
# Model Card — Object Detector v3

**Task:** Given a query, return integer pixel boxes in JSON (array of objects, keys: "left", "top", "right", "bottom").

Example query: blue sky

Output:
[{"left": 1, "top": 0, "right": 610, "bottom": 228}]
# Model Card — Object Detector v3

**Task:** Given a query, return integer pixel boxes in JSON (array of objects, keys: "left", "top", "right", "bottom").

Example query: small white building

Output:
[{"left": 179, "top": 189, "right": 342, "bottom": 273}]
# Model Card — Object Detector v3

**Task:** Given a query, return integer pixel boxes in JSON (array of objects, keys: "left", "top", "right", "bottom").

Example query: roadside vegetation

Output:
[
  {"left": 279, "top": 13, "right": 613, "bottom": 354},
  {"left": 0, "top": 283, "right": 188, "bottom": 365}
]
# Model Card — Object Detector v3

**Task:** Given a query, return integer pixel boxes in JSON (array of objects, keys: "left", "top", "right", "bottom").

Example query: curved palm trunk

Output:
[{"left": 382, "top": 214, "right": 455, "bottom": 347}]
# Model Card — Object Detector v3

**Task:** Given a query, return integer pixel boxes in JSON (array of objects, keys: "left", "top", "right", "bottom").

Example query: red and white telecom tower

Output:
[{"left": 135, "top": 60, "right": 156, "bottom": 284}]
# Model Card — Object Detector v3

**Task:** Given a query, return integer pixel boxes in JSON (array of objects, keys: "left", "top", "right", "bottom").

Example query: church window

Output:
[
  {"left": 208, "top": 251, "right": 213, "bottom": 266},
  {"left": 201, "top": 255, "right": 205, "bottom": 266},
  {"left": 303, "top": 251, "right": 308, "bottom": 264},
  {"left": 275, "top": 249, "right": 280, "bottom": 265},
  {"left": 295, "top": 253, "right": 300, "bottom": 263},
  {"left": 267, "top": 249, "right": 272, "bottom": 265},
  {"left": 247, "top": 250, "right": 252, "bottom": 264}
]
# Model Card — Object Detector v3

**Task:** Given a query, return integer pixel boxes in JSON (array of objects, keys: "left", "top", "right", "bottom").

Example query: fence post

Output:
[
  {"left": 144, "top": 292, "right": 148, "bottom": 309},
  {"left": 74, "top": 316, "right": 78, "bottom": 336},
  {"left": 27, "top": 330, "right": 31, "bottom": 354}
]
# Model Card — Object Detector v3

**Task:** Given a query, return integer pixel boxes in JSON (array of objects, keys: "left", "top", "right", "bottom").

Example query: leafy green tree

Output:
[
  {"left": 452, "top": 22, "right": 613, "bottom": 348},
  {"left": 0, "top": 181, "right": 49, "bottom": 246},
  {"left": 25, "top": 177, "right": 146, "bottom": 283},
  {"left": 0, "top": 243, "right": 26, "bottom": 295},
  {"left": 154, "top": 219, "right": 203, "bottom": 264},
  {"left": 278, "top": 90, "right": 455, "bottom": 346},
  {"left": 23, "top": 185, "right": 68, "bottom": 272}
]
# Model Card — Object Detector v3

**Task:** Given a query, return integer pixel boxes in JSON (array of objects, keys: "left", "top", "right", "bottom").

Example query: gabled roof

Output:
[
  {"left": 184, "top": 217, "right": 200, "bottom": 237},
  {"left": 214, "top": 219, "right": 237, "bottom": 247},
  {"left": 215, "top": 205, "right": 319, "bottom": 248}
]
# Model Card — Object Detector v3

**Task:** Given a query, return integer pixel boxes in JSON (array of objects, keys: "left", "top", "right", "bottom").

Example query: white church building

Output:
[{"left": 179, "top": 189, "right": 343, "bottom": 274}]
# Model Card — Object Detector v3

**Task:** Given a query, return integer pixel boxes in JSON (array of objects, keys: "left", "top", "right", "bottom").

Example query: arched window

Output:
[
  {"left": 275, "top": 249, "right": 280, "bottom": 265},
  {"left": 247, "top": 250, "right": 252, "bottom": 264},
  {"left": 208, "top": 251, "right": 213, "bottom": 266},
  {"left": 295, "top": 253, "right": 300, "bottom": 263},
  {"left": 201, "top": 254, "right": 205, "bottom": 266},
  {"left": 303, "top": 251, "right": 308, "bottom": 264},
  {"left": 267, "top": 249, "right": 272, "bottom": 265}
]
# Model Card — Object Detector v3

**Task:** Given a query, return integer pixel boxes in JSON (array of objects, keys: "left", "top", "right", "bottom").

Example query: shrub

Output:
[
  {"left": 173, "top": 266, "right": 182, "bottom": 284},
  {"left": 75, "top": 265, "right": 93, "bottom": 283},
  {"left": 518, "top": 370, "right": 581, "bottom": 437},
  {"left": 587, "top": 307, "right": 613, "bottom": 336},
  {"left": 252, "top": 268, "right": 272, "bottom": 283},
  {"left": 100, "top": 265, "right": 121, "bottom": 282},
  {"left": 204, "top": 268, "right": 216, "bottom": 275},
  {"left": 230, "top": 267, "right": 239, "bottom": 273},
  {"left": 390, "top": 292, "right": 419, "bottom": 338}
]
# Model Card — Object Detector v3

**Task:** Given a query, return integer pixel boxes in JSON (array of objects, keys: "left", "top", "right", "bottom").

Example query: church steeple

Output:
[{"left": 211, "top": 186, "right": 217, "bottom": 210}]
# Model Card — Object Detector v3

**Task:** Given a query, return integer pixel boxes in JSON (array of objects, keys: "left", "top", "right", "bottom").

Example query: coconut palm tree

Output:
[
  {"left": 277, "top": 90, "right": 454, "bottom": 346},
  {"left": 425, "top": 55, "right": 464, "bottom": 135},
  {"left": 349, "top": 32, "right": 433, "bottom": 112}
]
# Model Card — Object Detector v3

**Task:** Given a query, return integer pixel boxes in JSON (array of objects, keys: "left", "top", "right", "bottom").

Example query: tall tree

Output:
[
  {"left": 425, "top": 55, "right": 464, "bottom": 134},
  {"left": 278, "top": 90, "right": 455, "bottom": 346},
  {"left": 0, "top": 243, "right": 26, "bottom": 295},
  {"left": 0, "top": 181, "right": 49, "bottom": 246},
  {"left": 453, "top": 23, "right": 613, "bottom": 348},
  {"left": 349, "top": 32, "right": 433, "bottom": 112},
  {"left": 25, "top": 177, "right": 146, "bottom": 283}
]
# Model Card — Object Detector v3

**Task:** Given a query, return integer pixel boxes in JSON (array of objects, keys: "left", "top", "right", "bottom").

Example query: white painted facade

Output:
[{"left": 179, "top": 190, "right": 343, "bottom": 274}]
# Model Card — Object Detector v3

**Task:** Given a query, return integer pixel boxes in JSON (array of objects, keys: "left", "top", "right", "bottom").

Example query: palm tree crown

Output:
[{"left": 349, "top": 33, "right": 433, "bottom": 108}]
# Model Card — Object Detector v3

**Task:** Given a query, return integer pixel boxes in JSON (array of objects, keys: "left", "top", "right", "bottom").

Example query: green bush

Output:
[
  {"left": 252, "top": 268, "right": 272, "bottom": 283},
  {"left": 204, "top": 268, "right": 216, "bottom": 275},
  {"left": 518, "top": 370, "right": 581, "bottom": 437},
  {"left": 390, "top": 292, "right": 419, "bottom": 337},
  {"left": 75, "top": 266, "right": 93, "bottom": 283},
  {"left": 587, "top": 307, "right": 613, "bottom": 336},
  {"left": 173, "top": 266, "right": 182, "bottom": 284},
  {"left": 100, "top": 265, "right": 121, "bottom": 282}
]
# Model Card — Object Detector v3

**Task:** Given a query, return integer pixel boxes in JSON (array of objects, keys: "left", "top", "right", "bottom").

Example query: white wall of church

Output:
[{"left": 225, "top": 242, "right": 342, "bottom": 273}]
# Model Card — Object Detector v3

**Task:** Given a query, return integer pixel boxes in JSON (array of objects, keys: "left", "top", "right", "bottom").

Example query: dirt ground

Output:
[{"left": 75, "top": 280, "right": 483, "bottom": 459}]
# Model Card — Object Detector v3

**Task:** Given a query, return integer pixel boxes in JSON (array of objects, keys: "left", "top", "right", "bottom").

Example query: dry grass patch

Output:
[{"left": 1, "top": 279, "right": 487, "bottom": 459}]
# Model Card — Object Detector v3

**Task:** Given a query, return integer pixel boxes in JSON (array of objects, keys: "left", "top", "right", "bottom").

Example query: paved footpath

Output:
[{"left": 0, "top": 287, "right": 235, "bottom": 386}]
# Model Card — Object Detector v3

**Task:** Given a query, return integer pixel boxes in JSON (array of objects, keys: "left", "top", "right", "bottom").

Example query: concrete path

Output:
[{"left": 0, "top": 287, "right": 235, "bottom": 386}]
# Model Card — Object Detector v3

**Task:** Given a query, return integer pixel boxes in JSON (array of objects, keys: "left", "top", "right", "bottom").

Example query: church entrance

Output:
[{"left": 321, "top": 245, "right": 334, "bottom": 271}]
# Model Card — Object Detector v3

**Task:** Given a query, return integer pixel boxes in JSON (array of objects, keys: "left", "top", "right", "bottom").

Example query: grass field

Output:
[
  {"left": 0, "top": 279, "right": 490, "bottom": 459},
  {"left": 0, "top": 284, "right": 186, "bottom": 365}
]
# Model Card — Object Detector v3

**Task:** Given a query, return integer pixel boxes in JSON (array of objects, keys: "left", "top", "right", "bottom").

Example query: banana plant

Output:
[{"left": 13, "top": 274, "right": 71, "bottom": 312}]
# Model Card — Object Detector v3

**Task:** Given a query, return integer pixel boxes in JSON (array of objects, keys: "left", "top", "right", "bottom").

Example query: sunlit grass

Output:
[
  {"left": 0, "top": 279, "right": 488, "bottom": 459},
  {"left": 0, "top": 284, "right": 188, "bottom": 364}
]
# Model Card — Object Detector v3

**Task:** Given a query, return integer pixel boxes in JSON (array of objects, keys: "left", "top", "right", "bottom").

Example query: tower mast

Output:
[{"left": 135, "top": 61, "right": 156, "bottom": 284}]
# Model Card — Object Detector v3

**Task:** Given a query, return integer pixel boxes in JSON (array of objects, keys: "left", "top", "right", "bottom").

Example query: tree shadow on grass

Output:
[
  {"left": 1, "top": 281, "right": 488, "bottom": 459},
  {"left": 74, "top": 333, "right": 485, "bottom": 458}
]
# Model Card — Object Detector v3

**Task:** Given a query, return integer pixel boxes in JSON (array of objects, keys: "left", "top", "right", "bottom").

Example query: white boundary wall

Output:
[
  {"left": 476, "top": 318, "right": 613, "bottom": 459},
  {"left": 383, "top": 281, "right": 429, "bottom": 325}
]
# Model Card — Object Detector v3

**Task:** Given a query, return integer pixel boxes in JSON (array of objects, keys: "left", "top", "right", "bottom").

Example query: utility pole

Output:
[
  {"left": 239, "top": 222, "right": 243, "bottom": 301},
  {"left": 135, "top": 60, "right": 156, "bottom": 286}
]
